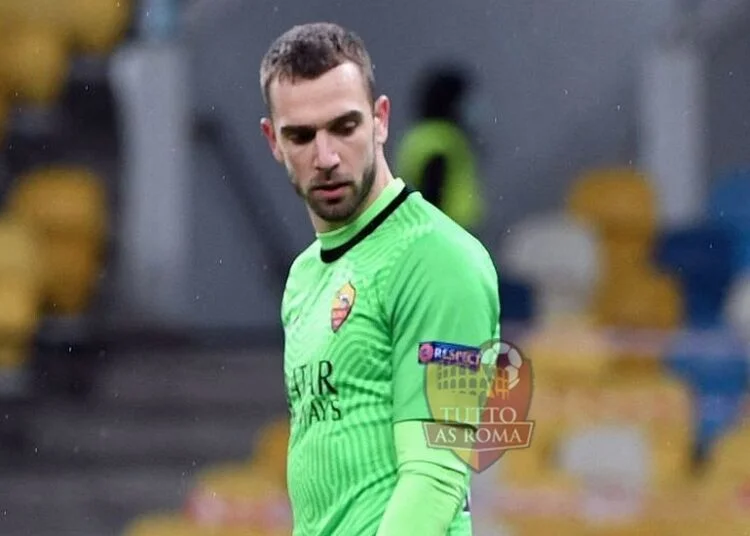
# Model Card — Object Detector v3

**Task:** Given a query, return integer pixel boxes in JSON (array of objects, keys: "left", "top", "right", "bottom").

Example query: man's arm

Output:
[
  {"left": 376, "top": 421, "right": 470, "bottom": 536},
  {"left": 378, "top": 230, "right": 501, "bottom": 534}
]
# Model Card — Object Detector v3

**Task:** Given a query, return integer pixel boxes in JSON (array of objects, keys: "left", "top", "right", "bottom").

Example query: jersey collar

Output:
[{"left": 317, "top": 178, "right": 411, "bottom": 263}]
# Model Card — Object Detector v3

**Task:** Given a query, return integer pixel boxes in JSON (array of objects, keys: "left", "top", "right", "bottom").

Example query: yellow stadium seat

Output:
[
  {"left": 704, "top": 422, "right": 750, "bottom": 483},
  {"left": 0, "top": 26, "right": 69, "bottom": 106},
  {"left": 595, "top": 269, "right": 682, "bottom": 379},
  {"left": 500, "top": 445, "right": 576, "bottom": 488},
  {"left": 123, "top": 513, "right": 209, "bottom": 536},
  {"left": 521, "top": 316, "right": 614, "bottom": 389},
  {"left": 0, "top": 0, "right": 131, "bottom": 56},
  {"left": 647, "top": 382, "right": 694, "bottom": 488},
  {"left": 504, "top": 318, "right": 618, "bottom": 488},
  {"left": 500, "top": 334, "right": 611, "bottom": 490},
  {"left": 0, "top": 0, "right": 130, "bottom": 57},
  {"left": 507, "top": 383, "right": 614, "bottom": 486},
  {"left": 658, "top": 474, "right": 750, "bottom": 536},
  {"left": 186, "top": 463, "right": 292, "bottom": 533},
  {"left": 603, "top": 378, "right": 694, "bottom": 489},
  {"left": 123, "top": 512, "right": 290, "bottom": 536},
  {"left": 599, "top": 238, "right": 651, "bottom": 282},
  {"left": 595, "top": 269, "right": 682, "bottom": 331},
  {"left": 574, "top": 486, "right": 673, "bottom": 536},
  {"left": 567, "top": 167, "right": 657, "bottom": 242},
  {"left": 69, "top": 0, "right": 132, "bottom": 55},
  {"left": 495, "top": 375, "right": 695, "bottom": 535},
  {"left": 499, "top": 379, "right": 566, "bottom": 484},
  {"left": 566, "top": 167, "right": 684, "bottom": 346},
  {"left": 0, "top": 217, "right": 43, "bottom": 369},
  {"left": 7, "top": 165, "right": 108, "bottom": 315},
  {"left": 248, "top": 422, "right": 289, "bottom": 490},
  {"left": 495, "top": 376, "right": 695, "bottom": 535},
  {"left": 583, "top": 516, "right": 679, "bottom": 536},
  {"left": 509, "top": 517, "right": 589, "bottom": 536},
  {"left": 8, "top": 166, "right": 108, "bottom": 239},
  {"left": 490, "top": 480, "right": 586, "bottom": 536},
  {"left": 0, "top": 1, "right": 71, "bottom": 35},
  {"left": 500, "top": 375, "right": 694, "bottom": 532},
  {"left": 45, "top": 239, "right": 101, "bottom": 313}
]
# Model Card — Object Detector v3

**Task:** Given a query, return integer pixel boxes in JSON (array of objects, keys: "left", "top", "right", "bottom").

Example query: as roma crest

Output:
[{"left": 331, "top": 282, "right": 356, "bottom": 332}]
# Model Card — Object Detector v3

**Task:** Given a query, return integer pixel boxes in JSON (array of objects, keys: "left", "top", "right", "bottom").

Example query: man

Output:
[
  {"left": 259, "top": 22, "right": 500, "bottom": 536},
  {"left": 396, "top": 65, "right": 485, "bottom": 234}
]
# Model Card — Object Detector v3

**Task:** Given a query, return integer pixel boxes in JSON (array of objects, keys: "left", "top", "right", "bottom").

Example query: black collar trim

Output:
[{"left": 320, "top": 186, "right": 414, "bottom": 263}]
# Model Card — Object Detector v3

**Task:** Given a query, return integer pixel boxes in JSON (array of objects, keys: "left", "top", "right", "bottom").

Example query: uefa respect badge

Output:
[{"left": 421, "top": 339, "right": 535, "bottom": 473}]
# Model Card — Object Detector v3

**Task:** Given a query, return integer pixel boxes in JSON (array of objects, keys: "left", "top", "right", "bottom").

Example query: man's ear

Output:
[
  {"left": 260, "top": 117, "right": 283, "bottom": 163},
  {"left": 373, "top": 95, "right": 390, "bottom": 145}
]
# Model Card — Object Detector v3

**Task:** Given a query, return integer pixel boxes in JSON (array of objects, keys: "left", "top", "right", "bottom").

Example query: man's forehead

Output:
[{"left": 269, "top": 63, "right": 371, "bottom": 127}]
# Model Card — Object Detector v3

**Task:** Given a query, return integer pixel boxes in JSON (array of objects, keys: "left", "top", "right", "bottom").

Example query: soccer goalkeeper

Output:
[{"left": 259, "top": 22, "right": 501, "bottom": 536}]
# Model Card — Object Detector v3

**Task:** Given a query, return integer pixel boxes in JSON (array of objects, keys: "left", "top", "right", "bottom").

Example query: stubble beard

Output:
[{"left": 293, "top": 152, "right": 377, "bottom": 225}]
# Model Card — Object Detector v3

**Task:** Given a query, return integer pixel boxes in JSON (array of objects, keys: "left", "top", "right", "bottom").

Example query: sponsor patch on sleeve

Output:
[{"left": 417, "top": 341, "right": 481, "bottom": 371}]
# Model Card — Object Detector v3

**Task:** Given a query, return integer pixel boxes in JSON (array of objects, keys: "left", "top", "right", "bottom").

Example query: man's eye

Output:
[
  {"left": 332, "top": 121, "right": 358, "bottom": 136},
  {"left": 288, "top": 131, "right": 315, "bottom": 145}
]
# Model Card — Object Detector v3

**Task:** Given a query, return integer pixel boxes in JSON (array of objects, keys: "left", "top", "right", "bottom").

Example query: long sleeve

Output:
[{"left": 376, "top": 420, "right": 471, "bottom": 536}]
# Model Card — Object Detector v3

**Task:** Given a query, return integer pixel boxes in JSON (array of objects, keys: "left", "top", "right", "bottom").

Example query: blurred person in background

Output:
[
  {"left": 259, "top": 22, "right": 500, "bottom": 536},
  {"left": 395, "top": 65, "right": 486, "bottom": 235}
]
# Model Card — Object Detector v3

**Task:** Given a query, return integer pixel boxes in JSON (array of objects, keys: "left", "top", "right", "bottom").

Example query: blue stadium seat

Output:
[
  {"left": 499, "top": 275, "right": 534, "bottom": 324},
  {"left": 708, "top": 168, "right": 750, "bottom": 273},
  {"left": 653, "top": 224, "right": 735, "bottom": 328},
  {"left": 655, "top": 222, "right": 748, "bottom": 461},
  {"left": 663, "top": 328, "right": 747, "bottom": 462}
]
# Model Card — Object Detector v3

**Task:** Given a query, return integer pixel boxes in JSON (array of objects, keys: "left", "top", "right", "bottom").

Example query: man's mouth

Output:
[
  {"left": 314, "top": 182, "right": 350, "bottom": 191},
  {"left": 312, "top": 183, "right": 350, "bottom": 200}
]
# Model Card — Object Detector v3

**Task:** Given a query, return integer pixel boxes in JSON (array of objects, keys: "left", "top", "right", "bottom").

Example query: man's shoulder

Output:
[
  {"left": 286, "top": 240, "right": 321, "bottom": 281},
  {"left": 394, "top": 193, "right": 495, "bottom": 269},
  {"left": 407, "top": 227, "right": 497, "bottom": 279}
]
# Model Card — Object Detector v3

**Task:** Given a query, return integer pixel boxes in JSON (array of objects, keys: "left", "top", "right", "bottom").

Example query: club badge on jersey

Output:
[{"left": 331, "top": 282, "right": 356, "bottom": 332}]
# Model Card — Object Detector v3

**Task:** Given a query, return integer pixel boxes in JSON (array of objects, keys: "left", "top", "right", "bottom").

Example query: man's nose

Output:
[{"left": 313, "top": 132, "right": 341, "bottom": 170}]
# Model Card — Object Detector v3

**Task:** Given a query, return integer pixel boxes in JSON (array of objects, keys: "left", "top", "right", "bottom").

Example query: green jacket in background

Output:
[{"left": 395, "top": 119, "right": 484, "bottom": 232}]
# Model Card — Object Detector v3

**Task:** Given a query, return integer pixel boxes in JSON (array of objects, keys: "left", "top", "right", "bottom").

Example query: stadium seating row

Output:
[
  {"left": 123, "top": 419, "right": 292, "bottom": 536},
  {"left": 478, "top": 165, "right": 750, "bottom": 535},
  {"left": 0, "top": 0, "right": 129, "bottom": 372},
  {"left": 500, "top": 166, "right": 750, "bottom": 458},
  {"left": 0, "top": 166, "right": 108, "bottom": 370},
  {"left": 500, "top": 167, "right": 750, "bottom": 328},
  {"left": 472, "top": 359, "right": 750, "bottom": 535},
  {"left": 0, "top": 0, "right": 131, "bottom": 139}
]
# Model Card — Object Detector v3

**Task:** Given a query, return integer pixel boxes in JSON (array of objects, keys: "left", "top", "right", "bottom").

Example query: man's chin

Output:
[{"left": 310, "top": 199, "right": 360, "bottom": 224}]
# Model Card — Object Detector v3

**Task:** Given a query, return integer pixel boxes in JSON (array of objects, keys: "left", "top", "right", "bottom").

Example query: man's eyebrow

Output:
[
  {"left": 327, "top": 110, "right": 363, "bottom": 127},
  {"left": 280, "top": 111, "right": 363, "bottom": 136}
]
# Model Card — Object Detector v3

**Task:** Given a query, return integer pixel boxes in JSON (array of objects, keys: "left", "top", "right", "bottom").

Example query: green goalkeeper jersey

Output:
[{"left": 282, "top": 178, "right": 500, "bottom": 536}]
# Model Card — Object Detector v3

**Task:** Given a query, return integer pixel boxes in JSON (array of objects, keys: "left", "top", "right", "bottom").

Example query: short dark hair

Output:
[{"left": 260, "top": 22, "right": 375, "bottom": 109}]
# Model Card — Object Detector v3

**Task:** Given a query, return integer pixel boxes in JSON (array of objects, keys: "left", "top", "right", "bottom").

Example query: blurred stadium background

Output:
[{"left": 1, "top": 0, "right": 750, "bottom": 534}]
